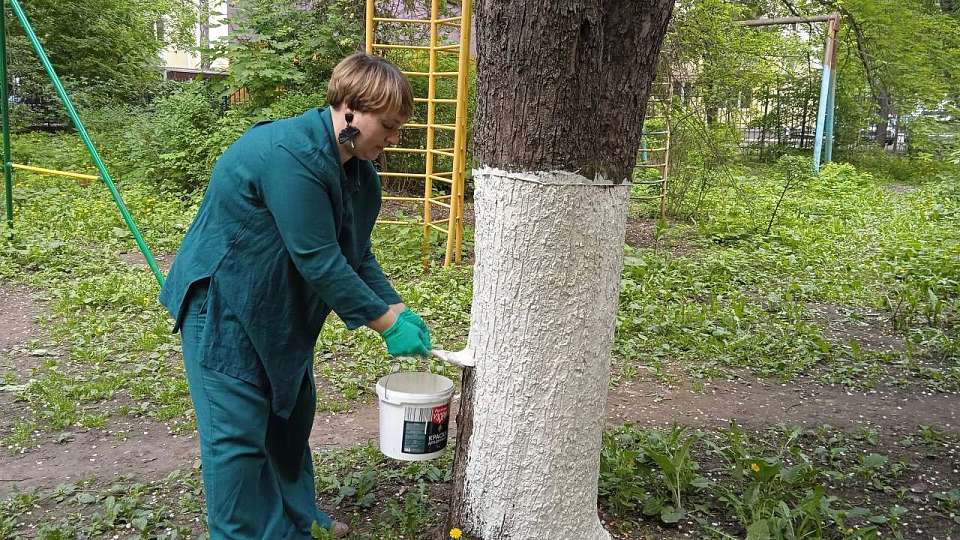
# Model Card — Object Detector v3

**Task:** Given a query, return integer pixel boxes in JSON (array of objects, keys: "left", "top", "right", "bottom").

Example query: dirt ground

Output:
[{"left": 3, "top": 281, "right": 959, "bottom": 501}]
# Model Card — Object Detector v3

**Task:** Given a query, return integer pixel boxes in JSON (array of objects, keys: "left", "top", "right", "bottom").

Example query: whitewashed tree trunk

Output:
[
  {"left": 449, "top": 1, "right": 676, "bottom": 538},
  {"left": 449, "top": 168, "right": 629, "bottom": 539}
]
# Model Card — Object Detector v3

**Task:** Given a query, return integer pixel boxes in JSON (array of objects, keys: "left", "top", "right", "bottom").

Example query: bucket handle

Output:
[
  {"left": 431, "top": 348, "right": 475, "bottom": 368},
  {"left": 381, "top": 371, "right": 457, "bottom": 408}
]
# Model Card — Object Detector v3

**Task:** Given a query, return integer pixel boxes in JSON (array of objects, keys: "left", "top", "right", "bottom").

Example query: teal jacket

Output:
[{"left": 159, "top": 107, "right": 401, "bottom": 418}]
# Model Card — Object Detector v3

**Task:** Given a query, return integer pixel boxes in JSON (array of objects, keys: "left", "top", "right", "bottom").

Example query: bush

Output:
[
  {"left": 126, "top": 83, "right": 228, "bottom": 193},
  {"left": 126, "top": 85, "right": 335, "bottom": 193},
  {"left": 843, "top": 150, "right": 947, "bottom": 184}
]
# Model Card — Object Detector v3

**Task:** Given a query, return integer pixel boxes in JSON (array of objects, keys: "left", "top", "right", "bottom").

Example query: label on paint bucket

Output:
[{"left": 401, "top": 404, "right": 449, "bottom": 454}]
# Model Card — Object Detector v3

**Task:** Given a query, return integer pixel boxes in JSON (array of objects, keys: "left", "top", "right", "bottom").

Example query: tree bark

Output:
[
  {"left": 874, "top": 89, "right": 892, "bottom": 148},
  {"left": 471, "top": 0, "right": 674, "bottom": 183},
  {"left": 198, "top": 0, "right": 211, "bottom": 70},
  {"left": 448, "top": 1, "right": 675, "bottom": 538}
]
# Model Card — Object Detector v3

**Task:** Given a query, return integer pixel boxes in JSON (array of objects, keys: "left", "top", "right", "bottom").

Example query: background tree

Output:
[
  {"left": 5, "top": 0, "right": 197, "bottom": 127},
  {"left": 447, "top": 1, "right": 675, "bottom": 538},
  {"left": 214, "top": 0, "right": 362, "bottom": 107}
]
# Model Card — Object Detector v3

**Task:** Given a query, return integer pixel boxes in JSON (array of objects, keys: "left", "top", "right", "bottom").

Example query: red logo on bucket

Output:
[{"left": 431, "top": 404, "right": 449, "bottom": 424}]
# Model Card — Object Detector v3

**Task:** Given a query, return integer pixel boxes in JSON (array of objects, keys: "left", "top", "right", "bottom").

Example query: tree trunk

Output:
[
  {"left": 874, "top": 90, "right": 892, "bottom": 148},
  {"left": 198, "top": 0, "right": 211, "bottom": 70},
  {"left": 448, "top": 1, "right": 675, "bottom": 538}
]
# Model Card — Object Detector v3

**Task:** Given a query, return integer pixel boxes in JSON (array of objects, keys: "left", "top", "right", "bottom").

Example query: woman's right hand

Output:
[{"left": 380, "top": 309, "right": 431, "bottom": 357}]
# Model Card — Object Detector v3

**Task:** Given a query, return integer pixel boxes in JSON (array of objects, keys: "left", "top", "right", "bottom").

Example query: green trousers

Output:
[{"left": 181, "top": 282, "right": 332, "bottom": 539}]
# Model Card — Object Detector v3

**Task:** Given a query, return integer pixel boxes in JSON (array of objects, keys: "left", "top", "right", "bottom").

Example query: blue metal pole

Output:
[
  {"left": 812, "top": 66, "right": 830, "bottom": 172},
  {"left": 824, "top": 68, "right": 837, "bottom": 164},
  {"left": 813, "top": 15, "right": 839, "bottom": 173}
]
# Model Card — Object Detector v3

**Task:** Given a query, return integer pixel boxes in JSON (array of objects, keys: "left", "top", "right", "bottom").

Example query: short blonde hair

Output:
[{"left": 327, "top": 53, "right": 413, "bottom": 118}]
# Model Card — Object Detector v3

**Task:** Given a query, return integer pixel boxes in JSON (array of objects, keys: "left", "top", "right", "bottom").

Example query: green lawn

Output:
[{"left": 1, "top": 133, "right": 958, "bottom": 539}]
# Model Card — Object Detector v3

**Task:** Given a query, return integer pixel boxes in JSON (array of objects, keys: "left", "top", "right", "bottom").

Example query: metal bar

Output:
[
  {"left": 384, "top": 146, "right": 456, "bottom": 154},
  {"left": 824, "top": 18, "right": 840, "bottom": 164},
  {"left": 372, "top": 43, "right": 460, "bottom": 52},
  {"left": 9, "top": 0, "right": 164, "bottom": 285},
  {"left": 0, "top": 3, "right": 13, "bottom": 233},
  {"left": 12, "top": 163, "right": 99, "bottom": 181},
  {"left": 738, "top": 14, "right": 835, "bottom": 27},
  {"left": 404, "top": 123, "right": 457, "bottom": 131},
  {"left": 450, "top": 0, "right": 471, "bottom": 265},
  {"left": 813, "top": 16, "right": 839, "bottom": 172},
  {"left": 431, "top": 200, "right": 452, "bottom": 209},
  {"left": 421, "top": 0, "right": 441, "bottom": 270},
  {"left": 414, "top": 98, "right": 458, "bottom": 104},
  {"left": 402, "top": 71, "right": 459, "bottom": 77},
  {"left": 372, "top": 17, "right": 432, "bottom": 24},
  {"left": 428, "top": 175, "right": 454, "bottom": 184},
  {"left": 824, "top": 68, "right": 837, "bottom": 163},
  {"left": 365, "top": 0, "right": 374, "bottom": 53},
  {"left": 378, "top": 219, "right": 424, "bottom": 225},
  {"left": 660, "top": 79, "right": 674, "bottom": 220},
  {"left": 380, "top": 172, "right": 429, "bottom": 178},
  {"left": 427, "top": 222, "right": 449, "bottom": 234}
]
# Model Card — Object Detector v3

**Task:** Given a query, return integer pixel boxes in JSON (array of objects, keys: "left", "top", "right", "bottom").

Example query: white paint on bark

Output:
[{"left": 459, "top": 167, "right": 630, "bottom": 539}]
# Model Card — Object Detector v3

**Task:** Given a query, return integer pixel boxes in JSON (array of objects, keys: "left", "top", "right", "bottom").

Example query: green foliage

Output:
[
  {"left": 0, "top": 475, "right": 200, "bottom": 538},
  {"left": 4, "top": 0, "right": 194, "bottom": 128},
  {"left": 214, "top": 0, "right": 362, "bottom": 107},
  {"left": 379, "top": 482, "right": 436, "bottom": 538},
  {"left": 600, "top": 423, "right": 956, "bottom": 539},
  {"left": 600, "top": 425, "right": 708, "bottom": 523},
  {"left": 624, "top": 159, "right": 960, "bottom": 388},
  {"left": 125, "top": 83, "right": 226, "bottom": 192},
  {"left": 328, "top": 468, "right": 378, "bottom": 508}
]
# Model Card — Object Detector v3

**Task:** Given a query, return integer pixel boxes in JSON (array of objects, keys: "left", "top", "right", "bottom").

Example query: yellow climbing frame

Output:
[{"left": 365, "top": 0, "right": 472, "bottom": 268}]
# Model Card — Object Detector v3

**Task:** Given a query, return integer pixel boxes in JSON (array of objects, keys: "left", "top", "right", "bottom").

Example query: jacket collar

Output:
[{"left": 317, "top": 107, "right": 360, "bottom": 194}]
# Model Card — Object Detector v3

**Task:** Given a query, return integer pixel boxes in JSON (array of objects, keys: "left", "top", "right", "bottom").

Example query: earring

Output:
[{"left": 338, "top": 111, "right": 361, "bottom": 148}]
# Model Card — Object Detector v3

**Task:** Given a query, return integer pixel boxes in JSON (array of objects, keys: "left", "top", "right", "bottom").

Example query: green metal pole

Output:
[
  {"left": 1, "top": 0, "right": 14, "bottom": 234},
  {"left": 8, "top": 0, "right": 164, "bottom": 285}
]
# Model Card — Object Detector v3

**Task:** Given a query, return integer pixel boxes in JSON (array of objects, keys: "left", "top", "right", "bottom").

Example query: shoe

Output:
[{"left": 332, "top": 520, "right": 350, "bottom": 538}]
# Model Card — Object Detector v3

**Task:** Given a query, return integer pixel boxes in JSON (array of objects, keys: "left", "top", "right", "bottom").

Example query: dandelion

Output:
[
  {"left": 450, "top": 528, "right": 463, "bottom": 539},
  {"left": 750, "top": 462, "right": 760, "bottom": 472}
]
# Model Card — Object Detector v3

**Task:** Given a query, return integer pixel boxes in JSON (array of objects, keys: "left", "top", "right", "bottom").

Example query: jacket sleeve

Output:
[
  {"left": 260, "top": 146, "right": 389, "bottom": 329},
  {"left": 357, "top": 243, "right": 403, "bottom": 305}
]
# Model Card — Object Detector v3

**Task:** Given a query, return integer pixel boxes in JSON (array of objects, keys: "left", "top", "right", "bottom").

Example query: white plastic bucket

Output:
[{"left": 375, "top": 372, "right": 454, "bottom": 461}]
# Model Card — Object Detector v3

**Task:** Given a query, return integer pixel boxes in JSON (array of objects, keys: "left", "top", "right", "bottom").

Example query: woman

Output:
[{"left": 159, "top": 53, "right": 431, "bottom": 539}]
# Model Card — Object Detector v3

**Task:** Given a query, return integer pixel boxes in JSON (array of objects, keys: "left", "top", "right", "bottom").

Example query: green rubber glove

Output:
[
  {"left": 402, "top": 308, "right": 432, "bottom": 347},
  {"left": 382, "top": 309, "right": 431, "bottom": 357}
]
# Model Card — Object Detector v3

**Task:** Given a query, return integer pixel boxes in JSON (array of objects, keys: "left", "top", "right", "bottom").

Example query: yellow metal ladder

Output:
[
  {"left": 365, "top": 0, "right": 473, "bottom": 268},
  {"left": 633, "top": 75, "right": 673, "bottom": 219}
]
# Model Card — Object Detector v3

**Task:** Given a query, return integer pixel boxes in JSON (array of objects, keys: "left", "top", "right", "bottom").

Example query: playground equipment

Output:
[
  {"left": 365, "top": 0, "right": 473, "bottom": 268},
  {"left": 633, "top": 74, "right": 674, "bottom": 219},
  {"left": 0, "top": 0, "right": 165, "bottom": 285},
  {"left": 635, "top": 12, "right": 842, "bottom": 216},
  {"left": 740, "top": 14, "right": 841, "bottom": 172}
]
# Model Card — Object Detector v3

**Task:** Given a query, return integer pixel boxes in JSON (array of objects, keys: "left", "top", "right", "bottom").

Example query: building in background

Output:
[{"left": 159, "top": 0, "right": 234, "bottom": 81}]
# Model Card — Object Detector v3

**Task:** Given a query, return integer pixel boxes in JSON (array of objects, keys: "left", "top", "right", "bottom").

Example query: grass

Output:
[
  {"left": 0, "top": 132, "right": 958, "bottom": 538},
  {"left": 620, "top": 159, "right": 960, "bottom": 389},
  {"left": 598, "top": 422, "right": 960, "bottom": 539}
]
